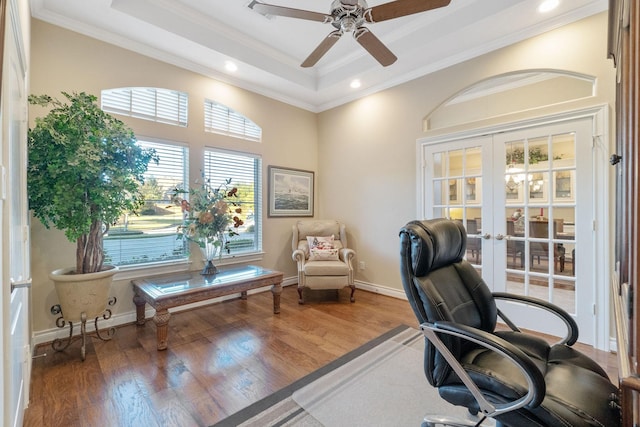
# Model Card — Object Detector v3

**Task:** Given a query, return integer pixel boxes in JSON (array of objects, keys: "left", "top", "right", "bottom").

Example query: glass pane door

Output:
[
  {"left": 494, "top": 118, "right": 593, "bottom": 343},
  {"left": 422, "top": 117, "right": 594, "bottom": 344},
  {"left": 425, "top": 137, "right": 492, "bottom": 273},
  {"left": 503, "top": 135, "right": 576, "bottom": 308}
]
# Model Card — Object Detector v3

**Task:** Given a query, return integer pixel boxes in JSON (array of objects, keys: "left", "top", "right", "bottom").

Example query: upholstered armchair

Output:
[{"left": 292, "top": 220, "right": 356, "bottom": 304}]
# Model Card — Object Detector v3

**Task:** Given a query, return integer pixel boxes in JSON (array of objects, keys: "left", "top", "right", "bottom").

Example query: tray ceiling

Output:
[{"left": 30, "top": 0, "right": 608, "bottom": 112}]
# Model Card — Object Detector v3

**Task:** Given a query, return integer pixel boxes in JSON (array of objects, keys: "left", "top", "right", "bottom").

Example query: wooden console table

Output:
[{"left": 132, "top": 265, "right": 283, "bottom": 350}]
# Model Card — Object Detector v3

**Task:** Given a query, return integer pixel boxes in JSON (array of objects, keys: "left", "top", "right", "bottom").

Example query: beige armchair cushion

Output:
[{"left": 304, "top": 261, "right": 350, "bottom": 276}]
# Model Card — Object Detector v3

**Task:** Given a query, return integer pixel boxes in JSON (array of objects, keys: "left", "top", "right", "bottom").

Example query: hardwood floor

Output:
[{"left": 23, "top": 286, "right": 618, "bottom": 427}]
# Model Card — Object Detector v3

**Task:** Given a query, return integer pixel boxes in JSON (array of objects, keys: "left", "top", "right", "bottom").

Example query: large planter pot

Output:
[{"left": 49, "top": 265, "right": 119, "bottom": 323}]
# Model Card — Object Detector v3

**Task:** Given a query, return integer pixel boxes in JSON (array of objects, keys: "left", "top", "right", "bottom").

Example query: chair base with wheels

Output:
[{"left": 422, "top": 414, "right": 496, "bottom": 427}]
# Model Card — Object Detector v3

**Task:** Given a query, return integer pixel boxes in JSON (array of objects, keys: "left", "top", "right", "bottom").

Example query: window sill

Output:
[
  {"left": 112, "top": 252, "right": 265, "bottom": 282},
  {"left": 113, "top": 259, "right": 192, "bottom": 281}
]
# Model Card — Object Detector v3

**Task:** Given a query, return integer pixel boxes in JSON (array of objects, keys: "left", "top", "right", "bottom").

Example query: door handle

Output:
[
  {"left": 495, "top": 234, "right": 505, "bottom": 240},
  {"left": 11, "top": 278, "right": 32, "bottom": 293},
  {"left": 482, "top": 233, "right": 491, "bottom": 239}
]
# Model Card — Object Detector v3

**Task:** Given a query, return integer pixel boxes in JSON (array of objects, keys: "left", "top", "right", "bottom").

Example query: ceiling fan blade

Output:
[
  {"left": 353, "top": 27, "right": 397, "bottom": 66},
  {"left": 301, "top": 30, "right": 342, "bottom": 67},
  {"left": 248, "top": 0, "right": 331, "bottom": 23},
  {"left": 365, "top": 0, "right": 451, "bottom": 23}
]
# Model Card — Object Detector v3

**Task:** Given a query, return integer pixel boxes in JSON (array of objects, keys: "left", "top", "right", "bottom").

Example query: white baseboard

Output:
[
  {"left": 34, "top": 276, "right": 614, "bottom": 354},
  {"left": 32, "top": 277, "right": 407, "bottom": 348},
  {"left": 354, "top": 280, "right": 408, "bottom": 300}
]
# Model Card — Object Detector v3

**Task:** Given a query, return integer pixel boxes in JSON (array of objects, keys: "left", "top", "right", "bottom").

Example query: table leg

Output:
[
  {"left": 271, "top": 282, "right": 282, "bottom": 314},
  {"left": 240, "top": 290, "right": 248, "bottom": 300},
  {"left": 133, "top": 294, "right": 147, "bottom": 325},
  {"left": 153, "top": 309, "right": 171, "bottom": 351}
]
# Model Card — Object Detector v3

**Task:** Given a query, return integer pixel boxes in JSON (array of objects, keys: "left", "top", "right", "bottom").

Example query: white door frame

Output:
[
  {"left": 416, "top": 105, "right": 610, "bottom": 350},
  {"left": 3, "top": 0, "right": 30, "bottom": 425}
]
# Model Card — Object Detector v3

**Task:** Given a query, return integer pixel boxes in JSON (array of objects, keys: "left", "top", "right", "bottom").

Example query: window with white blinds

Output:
[
  {"left": 104, "top": 140, "right": 189, "bottom": 266},
  {"left": 204, "top": 149, "right": 262, "bottom": 255},
  {"left": 204, "top": 99, "right": 262, "bottom": 142},
  {"left": 101, "top": 87, "right": 188, "bottom": 127}
]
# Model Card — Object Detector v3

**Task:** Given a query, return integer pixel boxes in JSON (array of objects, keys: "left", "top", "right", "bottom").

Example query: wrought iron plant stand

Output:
[{"left": 50, "top": 297, "right": 117, "bottom": 361}]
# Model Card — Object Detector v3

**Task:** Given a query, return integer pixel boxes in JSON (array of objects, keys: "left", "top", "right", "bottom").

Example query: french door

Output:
[{"left": 421, "top": 117, "right": 596, "bottom": 344}]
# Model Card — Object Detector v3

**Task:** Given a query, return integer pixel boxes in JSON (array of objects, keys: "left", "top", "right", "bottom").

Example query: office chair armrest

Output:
[
  {"left": 492, "top": 292, "right": 579, "bottom": 346},
  {"left": 422, "top": 320, "right": 546, "bottom": 419}
]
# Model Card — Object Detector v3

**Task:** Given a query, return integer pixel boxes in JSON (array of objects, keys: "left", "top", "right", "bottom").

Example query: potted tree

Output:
[{"left": 28, "top": 92, "right": 156, "bottom": 341}]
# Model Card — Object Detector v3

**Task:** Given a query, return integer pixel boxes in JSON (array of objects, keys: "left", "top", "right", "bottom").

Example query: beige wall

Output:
[
  {"left": 29, "top": 12, "right": 615, "bottom": 337},
  {"left": 316, "top": 12, "right": 615, "bottom": 293},
  {"left": 29, "top": 20, "right": 317, "bottom": 334}
]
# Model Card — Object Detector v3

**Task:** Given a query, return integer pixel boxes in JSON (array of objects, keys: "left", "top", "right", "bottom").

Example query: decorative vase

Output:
[{"left": 200, "top": 236, "right": 222, "bottom": 276}]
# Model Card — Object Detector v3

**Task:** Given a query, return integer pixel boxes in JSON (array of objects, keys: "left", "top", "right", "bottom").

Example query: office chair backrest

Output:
[{"left": 399, "top": 218, "right": 498, "bottom": 386}]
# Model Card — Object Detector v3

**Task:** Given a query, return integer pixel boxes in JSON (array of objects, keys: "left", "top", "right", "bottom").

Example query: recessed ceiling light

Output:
[
  {"left": 350, "top": 79, "right": 361, "bottom": 89},
  {"left": 225, "top": 61, "right": 238, "bottom": 72},
  {"left": 538, "top": 0, "right": 559, "bottom": 13}
]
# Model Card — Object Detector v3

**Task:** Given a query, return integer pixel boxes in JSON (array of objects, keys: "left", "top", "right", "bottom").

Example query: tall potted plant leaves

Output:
[{"left": 28, "top": 92, "right": 156, "bottom": 331}]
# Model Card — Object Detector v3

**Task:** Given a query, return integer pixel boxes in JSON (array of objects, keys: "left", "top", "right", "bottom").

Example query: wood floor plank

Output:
[
  {"left": 40, "top": 360, "right": 82, "bottom": 426},
  {"left": 146, "top": 388, "right": 200, "bottom": 427},
  {"left": 24, "top": 286, "right": 617, "bottom": 427},
  {"left": 72, "top": 352, "right": 109, "bottom": 407},
  {"left": 172, "top": 368, "right": 227, "bottom": 425},
  {"left": 78, "top": 397, "right": 120, "bottom": 427},
  {"left": 109, "top": 378, "right": 162, "bottom": 427}
]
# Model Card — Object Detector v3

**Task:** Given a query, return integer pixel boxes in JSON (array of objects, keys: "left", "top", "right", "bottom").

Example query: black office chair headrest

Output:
[{"left": 400, "top": 218, "right": 467, "bottom": 276}]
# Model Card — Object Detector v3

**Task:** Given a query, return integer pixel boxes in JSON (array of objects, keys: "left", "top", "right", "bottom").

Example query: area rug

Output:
[{"left": 212, "top": 325, "right": 474, "bottom": 427}]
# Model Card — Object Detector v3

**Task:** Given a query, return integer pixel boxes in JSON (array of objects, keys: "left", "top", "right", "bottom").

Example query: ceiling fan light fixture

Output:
[{"left": 341, "top": 17, "right": 357, "bottom": 32}]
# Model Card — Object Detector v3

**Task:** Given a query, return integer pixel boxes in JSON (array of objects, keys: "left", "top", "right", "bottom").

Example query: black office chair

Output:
[{"left": 399, "top": 218, "right": 619, "bottom": 427}]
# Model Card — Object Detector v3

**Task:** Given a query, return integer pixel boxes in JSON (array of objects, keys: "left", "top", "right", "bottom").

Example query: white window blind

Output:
[
  {"left": 204, "top": 149, "right": 262, "bottom": 255},
  {"left": 101, "top": 87, "right": 188, "bottom": 127},
  {"left": 104, "top": 140, "right": 189, "bottom": 266},
  {"left": 204, "top": 99, "right": 262, "bottom": 142}
]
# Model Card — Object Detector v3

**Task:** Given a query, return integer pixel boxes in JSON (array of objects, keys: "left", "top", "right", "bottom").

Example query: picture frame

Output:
[{"left": 268, "top": 166, "right": 314, "bottom": 217}]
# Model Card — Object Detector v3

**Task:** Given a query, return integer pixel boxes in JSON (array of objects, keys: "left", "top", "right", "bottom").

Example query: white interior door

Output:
[
  {"left": 421, "top": 117, "right": 596, "bottom": 345},
  {"left": 3, "top": 0, "right": 30, "bottom": 425},
  {"left": 492, "top": 118, "right": 594, "bottom": 343},
  {"left": 422, "top": 135, "right": 493, "bottom": 275}
]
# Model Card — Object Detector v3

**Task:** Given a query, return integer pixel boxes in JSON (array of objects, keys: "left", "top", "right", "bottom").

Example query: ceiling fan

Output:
[{"left": 248, "top": 0, "right": 451, "bottom": 67}]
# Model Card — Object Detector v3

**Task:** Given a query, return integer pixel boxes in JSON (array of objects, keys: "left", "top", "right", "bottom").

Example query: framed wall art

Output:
[{"left": 268, "top": 166, "right": 314, "bottom": 217}]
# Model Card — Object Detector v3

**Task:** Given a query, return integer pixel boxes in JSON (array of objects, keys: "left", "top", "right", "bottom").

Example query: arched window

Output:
[
  {"left": 101, "top": 87, "right": 188, "bottom": 127},
  {"left": 204, "top": 99, "right": 262, "bottom": 142}
]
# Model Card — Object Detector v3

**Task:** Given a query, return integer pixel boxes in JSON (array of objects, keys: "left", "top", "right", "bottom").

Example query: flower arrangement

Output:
[{"left": 171, "top": 178, "right": 243, "bottom": 258}]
